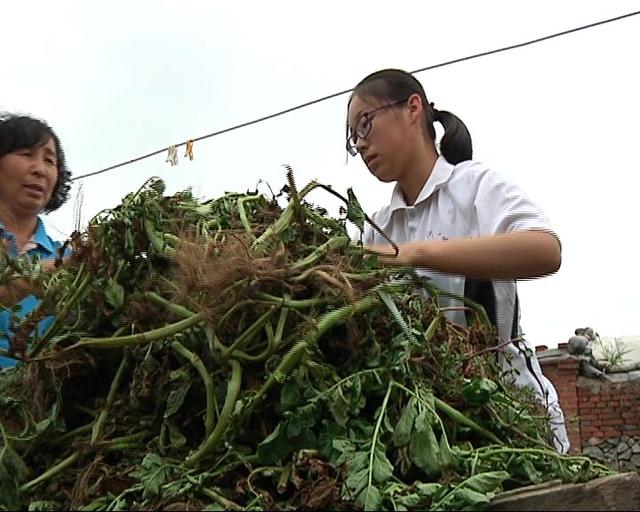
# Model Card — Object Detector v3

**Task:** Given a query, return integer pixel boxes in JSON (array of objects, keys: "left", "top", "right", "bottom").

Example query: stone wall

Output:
[{"left": 582, "top": 435, "right": 640, "bottom": 472}]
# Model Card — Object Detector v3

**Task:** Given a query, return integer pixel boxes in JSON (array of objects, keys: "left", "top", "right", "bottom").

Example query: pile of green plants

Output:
[{"left": 0, "top": 174, "right": 613, "bottom": 511}]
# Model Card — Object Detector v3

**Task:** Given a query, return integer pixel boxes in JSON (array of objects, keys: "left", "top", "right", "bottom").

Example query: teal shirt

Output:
[{"left": 0, "top": 218, "right": 60, "bottom": 369}]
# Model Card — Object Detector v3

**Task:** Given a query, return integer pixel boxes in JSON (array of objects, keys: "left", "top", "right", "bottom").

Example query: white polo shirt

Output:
[{"left": 359, "top": 155, "right": 570, "bottom": 452}]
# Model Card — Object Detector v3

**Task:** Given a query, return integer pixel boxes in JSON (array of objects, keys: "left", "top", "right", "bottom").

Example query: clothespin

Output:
[
  {"left": 184, "top": 140, "right": 194, "bottom": 161},
  {"left": 166, "top": 145, "right": 178, "bottom": 166}
]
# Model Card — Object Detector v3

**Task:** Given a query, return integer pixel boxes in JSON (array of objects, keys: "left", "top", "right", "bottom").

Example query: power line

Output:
[{"left": 71, "top": 9, "right": 640, "bottom": 182}]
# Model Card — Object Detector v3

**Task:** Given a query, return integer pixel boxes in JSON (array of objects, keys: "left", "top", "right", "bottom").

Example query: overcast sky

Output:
[{"left": 2, "top": 1, "right": 639, "bottom": 347}]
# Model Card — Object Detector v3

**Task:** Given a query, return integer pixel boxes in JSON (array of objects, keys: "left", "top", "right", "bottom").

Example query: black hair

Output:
[
  {"left": 0, "top": 113, "right": 71, "bottom": 212},
  {"left": 349, "top": 69, "right": 473, "bottom": 165}
]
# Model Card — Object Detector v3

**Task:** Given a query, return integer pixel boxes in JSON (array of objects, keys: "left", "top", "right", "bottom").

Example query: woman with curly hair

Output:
[{"left": 0, "top": 113, "right": 72, "bottom": 368}]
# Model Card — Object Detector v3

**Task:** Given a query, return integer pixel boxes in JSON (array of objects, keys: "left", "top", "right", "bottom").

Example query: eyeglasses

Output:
[{"left": 346, "top": 98, "right": 409, "bottom": 156}]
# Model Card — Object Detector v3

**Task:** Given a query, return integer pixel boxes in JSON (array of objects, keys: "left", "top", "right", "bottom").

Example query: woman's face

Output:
[
  {"left": 0, "top": 138, "right": 58, "bottom": 218},
  {"left": 347, "top": 94, "right": 413, "bottom": 183}
]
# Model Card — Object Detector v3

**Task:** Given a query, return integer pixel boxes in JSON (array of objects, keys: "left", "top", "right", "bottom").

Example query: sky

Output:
[{"left": 2, "top": 1, "right": 639, "bottom": 348}]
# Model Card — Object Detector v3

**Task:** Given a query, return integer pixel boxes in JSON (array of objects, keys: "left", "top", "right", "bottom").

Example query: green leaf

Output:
[
  {"left": 256, "top": 422, "right": 316, "bottom": 464},
  {"left": 357, "top": 483, "right": 382, "bottom": 512},
  {"left": 345, "top": 450, "right": 368, "bottom": 473},
  {"left": 256, "top": 423, "right": 288, "bottom": 464},
  {"left": 104, "top": 278, "right": 125, "bottom": 309},
  {"left": 279, "top": 378, "right": 302, "bottom": 411},
  {"left": 164, "top": 379, "right": 191, "bottom": 419},
  {"left": 510, "top": 455, "right": 543, "bottom": 484},
  {"left": 202, "top": 504, "right": 227, "bottom": 511},
  {"left": 328, "top": 388, "right": 350, "bottom": 427},
  {"left": 129, "top": 454, "right": 174, "bottom": 500},
  {"left": 167, "top": 421, "right": 187, "bottom": 449},
  {"left": 459, "top": 471, "right": 509, "bottom": 494},
  {"left": 461, "top": 378, "right": 498, "bottom": 406},
  {"left": 372, "top": 443, "right": 394, "bottom": 483},
  {"left": 437, "top": 429, "right": 458, "bottom": 470},
  {"left": 0, "top": 422, "right": 28, "bottom": 511},
  {"left": 396, "top": 493, "right": 421, "bottom": 509},
  {"left": 393, "top": 397, "right": 418, "bottom": 447},
  {"left": 285, "top": 411, "right": 316, "bottom": 438},
  {"left": 451, "top": 487, "right": 491, "bottom": 509},
  {"left": 28, "top": 501, "right": 62, "bottom": 511},
  {"left": 345, "top": 467, "right": 369, "bottom": 495},
  {"left": 416, "top": 482, "right": 444, "bottom": 498},
  {"left": 364, "top": 338, "right": 381, "bottom": 367}
]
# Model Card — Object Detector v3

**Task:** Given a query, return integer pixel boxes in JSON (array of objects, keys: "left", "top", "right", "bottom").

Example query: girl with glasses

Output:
[{"left": 346, "top": 68, "right": 570, "bottom": 453}]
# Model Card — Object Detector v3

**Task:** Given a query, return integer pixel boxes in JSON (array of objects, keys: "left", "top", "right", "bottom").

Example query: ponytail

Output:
[{"left": 432, "top": 108, "right": 473, "bottom": 165}]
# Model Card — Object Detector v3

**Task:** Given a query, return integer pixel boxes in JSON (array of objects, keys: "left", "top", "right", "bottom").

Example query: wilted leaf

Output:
[
  {"left": 393, "top": 397, "right": 418, "bottom": 447},
  {"left": 409, "top": 423, "right": 441, "bottom": 479}
]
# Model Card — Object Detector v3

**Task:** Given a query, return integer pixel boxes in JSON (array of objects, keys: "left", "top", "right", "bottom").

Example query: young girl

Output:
[
  {"left": 0, "top": 113, "right": 72, "bottom": 368},
  {"left": 346, "top": 69, "right": 569, "bottom": 453}
]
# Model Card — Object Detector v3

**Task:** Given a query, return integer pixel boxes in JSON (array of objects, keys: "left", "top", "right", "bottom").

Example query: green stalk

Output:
[
  {"left": 144, "top": 291, "right": 196, "bottom": 318},
  {"left": 254, "top": 292, "right": 328, "bottom": 310},
  {"left": 91, "top": 355, "right": 128, "bottom": 444},
  {"left": 237, "top": 194, "right": 262, "bottom": 241},
  {"left": 433, "top": 397, "right": 502, "bottom": 445},
  {"left": 484, "top": 403, "right": 554, "bottom": 450},
  {"left": 251, "top": 202, "right": 294, "bottom": 255},
  {"left": 471, "top": 445, "right": 612, "bottom": 468},
  {"left": 229, "top": 323, "right": 275, "bottom": 363},
  {"left": 28, "top": 273, "right": 93, "bottom": 358},
  {"left": 222, "top": 308, "right": 276, "bottom": 359},
  {"left": 273, "top": 305, "right": 289, "bottom": 350},
  {"left": 47, "top": 423, "right": 93, "bottom": 446},
  {"left": 217, "top": 299, "right": 253, "bottom": 330},
  {"left": 68, "top": 312, "right": 204, "bottom": 349},
  {"left": 171, "top": 340, "right": 216, "bottom": 436},
  {"left": 224, "top": 306, "right": 288, "bottom": 363},
  {"left": 198, "top": 485, "right": 242, "bottom": 511},
  {"left": 258, "top": 294, "right": 380, "bottom": 398},
  {"left": 103, "top": 430, "right": 149, "bottom": 446},
  {"left": 144, "top": 218, "right": 174, "bottom": 255},
  {"left": 392, "top": 381, "right": 503, "bottom": 445},
  {"left": 311, "top": 369, "right": 383, "bottom": 403},
  {"left": 290, "top": 236, "right": 350, "bottom": 271},
  {"left": 364, "top": 381, "right": 393, "bottom": 507},
  {"left": 186, "top": 360, "right": 242, "bottom": 466},
  {"left": 19, "top": 452, "right": 79, "bottom": 493},
  {"left": 424, "top": 281, "right": 491, "bottom": 328}
]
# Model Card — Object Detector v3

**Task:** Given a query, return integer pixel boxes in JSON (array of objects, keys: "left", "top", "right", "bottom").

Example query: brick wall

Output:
[
  {"left": 577, "top": 377, "right": 640, "bottom": 441},
  {"left": 537, "top": 346, "right": 640, "bottom": 454}
]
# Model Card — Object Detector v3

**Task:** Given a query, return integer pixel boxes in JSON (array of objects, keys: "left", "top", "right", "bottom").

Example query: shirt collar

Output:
[
  {"left": 387, "top": 155, "right": 455, "bottom": 213},
  {"left": 0, "top": 217, "right": 56, "bottom": 257},
  {"left": 32, "top": 218, "right": 56, "bottom": 255}
]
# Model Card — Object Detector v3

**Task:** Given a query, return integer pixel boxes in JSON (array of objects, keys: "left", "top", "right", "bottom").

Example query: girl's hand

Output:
[{"left": 364, "top": 243, "right": 420, "bottom": 267}]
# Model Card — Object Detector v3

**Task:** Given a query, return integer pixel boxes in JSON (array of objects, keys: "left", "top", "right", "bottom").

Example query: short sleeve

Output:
[{"left": 474, "top": 170, "right": 555, "bottom": 237}]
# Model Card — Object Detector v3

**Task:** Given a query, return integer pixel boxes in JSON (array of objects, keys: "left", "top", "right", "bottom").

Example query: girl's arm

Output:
[{"left": 366, "top": 229, "right": 561, "bottom": 280}]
